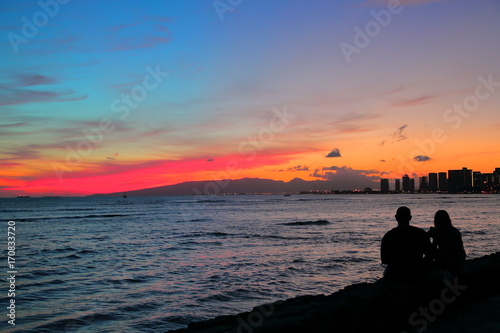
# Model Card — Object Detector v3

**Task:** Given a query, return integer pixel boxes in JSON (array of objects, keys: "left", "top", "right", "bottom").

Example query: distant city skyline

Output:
[{"left": 380, "top": 167, "right": 500, "bottom": 193}]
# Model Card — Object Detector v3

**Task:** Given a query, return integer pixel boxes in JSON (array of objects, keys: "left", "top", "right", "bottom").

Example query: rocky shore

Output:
[{"left": 168, "top": 252, "right": 500, "bottom": 333}]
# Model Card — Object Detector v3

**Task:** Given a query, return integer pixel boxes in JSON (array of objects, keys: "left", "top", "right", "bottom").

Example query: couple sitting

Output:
[{"left": 381, "top": 206, "right": 466, "bottom": 282}]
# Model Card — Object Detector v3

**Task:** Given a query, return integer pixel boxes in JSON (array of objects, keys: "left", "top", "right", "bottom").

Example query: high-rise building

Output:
[
  {"left": 448, "top": 169, "right": 462, "bottom": 193},
  {"left": 409, "top": 178, "right": 415, "bottom": 192},
  {"left": 463, "top": 168, "right": 473, "bottom": 192},
  {"left": 448, "top": 167, "right": 473, "bottom": 193},
  {"left": 481, "top": 173, "right": 494, "bottom": 191},
  {"left": 494, "top": 168, "right": 500, "bottom": 189},
  {"left": 402, "top": 175, "right": 410, "bottom": 192},
  {"left": 492, "top": 168, "right": 500, "bottom": 191},
  {"left": 428, "top": 173, "right": 438, "bottom": 192},
  {"left": 380, "top": 179, "right": 390, "bottom": 193},
  {"left": 419, "top": 176, "right": 428, "bottom": 191},
  {"left": 395, "top": 179, "right": 401, "bottom": 192},
  {"left": 473, "top": 171, "right": 482, "bottom": 192},
  {"left": 438, "top": 172, "right": 447, "bottom": 192}
]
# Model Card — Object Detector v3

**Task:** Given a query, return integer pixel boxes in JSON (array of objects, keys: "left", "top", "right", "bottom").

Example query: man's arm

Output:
[{"left": 381, "top": 233, "right": 391, "bottom": 264}]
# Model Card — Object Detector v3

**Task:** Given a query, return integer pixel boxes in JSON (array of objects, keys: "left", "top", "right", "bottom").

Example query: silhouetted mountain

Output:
[{"left": 90, "top": 178, "right": 336, "bottom": 196}]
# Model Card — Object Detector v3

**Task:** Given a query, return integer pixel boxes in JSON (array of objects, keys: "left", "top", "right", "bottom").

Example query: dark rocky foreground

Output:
[{"left": 168, "top": 252, "right": 500, "bottom": 333}]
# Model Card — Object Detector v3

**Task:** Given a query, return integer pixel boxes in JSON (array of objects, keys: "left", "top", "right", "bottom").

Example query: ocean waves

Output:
[
  {"left": 14, "top": 213, "right": 143, "bottom": 223},
  {"left": 280, "top": 219, "right": 331, "bottom": 226},
  {"left": 4, "top": 194, "right": 499, "bottom": 332}
]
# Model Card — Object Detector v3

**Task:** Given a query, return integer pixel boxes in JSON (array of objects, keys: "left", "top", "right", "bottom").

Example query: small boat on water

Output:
[{"left": 17, "top": 195, "right": 31, "bottom": 198}]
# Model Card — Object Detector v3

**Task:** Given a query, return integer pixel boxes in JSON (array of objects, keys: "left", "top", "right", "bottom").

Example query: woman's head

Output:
[{"left": 434, "top": 210, "right": 452, "bottom": 229}]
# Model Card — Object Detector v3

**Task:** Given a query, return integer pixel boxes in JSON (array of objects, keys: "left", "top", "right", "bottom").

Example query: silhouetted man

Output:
[{"left": 381, "top": 206, "right": 433, "bottom": 282}]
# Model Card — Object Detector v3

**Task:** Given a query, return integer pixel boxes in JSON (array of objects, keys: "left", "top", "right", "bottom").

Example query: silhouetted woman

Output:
[{"left": 428, "top": 210, "right": 466, "bottom": 276}]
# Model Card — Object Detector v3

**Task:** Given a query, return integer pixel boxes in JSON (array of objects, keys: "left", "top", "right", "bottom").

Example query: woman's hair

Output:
[{"left": 434, "top": 210, "right": 452, "bottom": 229}]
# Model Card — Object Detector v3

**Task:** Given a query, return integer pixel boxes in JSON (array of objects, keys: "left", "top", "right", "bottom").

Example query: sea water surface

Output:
[{"left": 1, "top": 194, "right": 499, "bottom": 332}]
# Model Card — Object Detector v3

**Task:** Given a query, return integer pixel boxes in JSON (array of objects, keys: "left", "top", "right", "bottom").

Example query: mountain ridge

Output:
[{"left": 89, "top": 177, "right": 338, "bottom": 196}]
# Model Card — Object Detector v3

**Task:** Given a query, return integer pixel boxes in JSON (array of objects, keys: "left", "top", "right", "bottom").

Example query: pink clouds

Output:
[
  {"left": 110, "top": 36, "right": 171, "bottom": 52},
  {"left": 14, "top": 73, "right": 58, "bottom": 87},
  {"left": 391, "top": 94, "right": 441, "bottom": 107},
  {"left": 0, "top": 72, "right": 86, "bottom": 106},
  {"left": 0, "top": 163, "right": 23, "bottom": 168},
  {"left": 107, "top": 17, "right": 172, "bottom": 52},
  {"left": 5, "top": 153, "right": 294, "bottom": 195}
]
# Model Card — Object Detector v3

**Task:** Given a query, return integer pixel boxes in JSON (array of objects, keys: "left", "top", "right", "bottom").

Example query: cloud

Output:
[
  {"left": 393, "top": 124, "right": 408, "bottom": 141},
  {"left": 207, "top": 158, "right": 214, "bottom": 162},
  {"left": 380, "top": 159, "right": 386, "bottom": 162},
  {"left": 325, "top": 148, "right": 342, "bottom": 158},
  {"left": 303, "top": 112, "right": 380, "bottom": 139},
  {"left": 288, "top": 165, "right": 309, "bottom": 171},
  {"left": 336, "top": 124, "right": 374, "bottom": 134},
  {"left": 108, "top": 18, "right": 172, "bottom": 52},
  {"left": 392, "top": 95, "right": 440, "bottom": 108},
  {"left": 0, "top": 122, "right": 28, "bottom": 128},
  {"left": 413, "top": 155, "right": 431, "bottom": 162},
  {"left": 0, "top": 147, "right": 42, "bottom": 162},
  {"left": 379, "top": 124, "right": 408, "bottom": 146},
  {"left": 28, "top": 17, "right": 174, "bottom": 55},
  {"left": 110, "top": 36, "right": 170, "bottom": 52},
  {"left": 310, "top": 166, "right": 381, "bottom": 190},
  {"left": 322, "top": 166, "right": 341, "bottom": 171},
  {"left": 0, "top": 163, "right": 23, "bottom": 168},
  {"left": 0, "top": 83, "right": 86, "bottom": 106},
  {"left": 8, "top": 153, "right": 293, "bottom": 196},
  {"left": 275, "top": 165, "right": 309, "bottom": 172},
  {"left": 14, "top": 74, "right": 58, "bottom": 87},
  {"left": 110, "top": 79, "right": 144, "bottom": 90}
]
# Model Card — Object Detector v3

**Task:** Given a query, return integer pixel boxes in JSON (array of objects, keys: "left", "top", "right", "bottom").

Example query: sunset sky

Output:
[{"left": 1, "top": 0, "right": 500, "bottom": 196}]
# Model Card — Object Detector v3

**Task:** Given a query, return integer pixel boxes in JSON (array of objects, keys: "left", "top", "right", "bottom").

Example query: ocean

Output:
[{"left": 1, "top": 194, "right": 499, "bottom": 332}]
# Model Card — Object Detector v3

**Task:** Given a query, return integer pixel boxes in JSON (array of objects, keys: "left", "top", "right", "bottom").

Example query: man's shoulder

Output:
[
  {"left": 384, "top": 225, "right": 427, "bottom": 237},
  {"left": 382, "top": 226, "right": 405, "bottom": 241},
  {"left": 383, "top": 227, "right": 399, "bottom": 237},
  {"left": 408, "top": 225, "right": 427, "bottom": 233}
]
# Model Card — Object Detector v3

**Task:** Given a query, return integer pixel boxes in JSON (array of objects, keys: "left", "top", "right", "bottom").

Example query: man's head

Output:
[{"left": 395, "top": 206, "right": 412, "bottom": 226}]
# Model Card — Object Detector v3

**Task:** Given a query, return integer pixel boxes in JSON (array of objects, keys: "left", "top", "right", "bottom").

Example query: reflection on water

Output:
[{"left": 1, "top": 194, "right": 498, "bottom": 332}]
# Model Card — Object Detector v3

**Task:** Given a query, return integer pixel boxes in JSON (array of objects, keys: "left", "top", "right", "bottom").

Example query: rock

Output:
[{"left": 167, "top": 252, "right": 500, "bottom": 333}]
